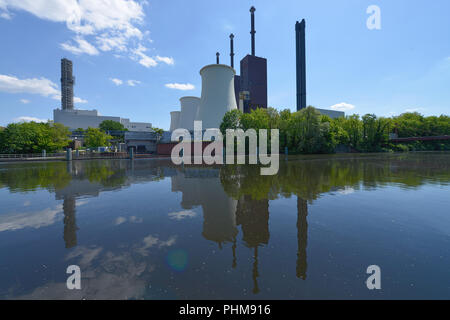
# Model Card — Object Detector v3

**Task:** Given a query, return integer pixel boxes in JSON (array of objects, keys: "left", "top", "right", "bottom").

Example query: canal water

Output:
[{"left": 0, "top": 152, "right": 449, "bottom": 299}]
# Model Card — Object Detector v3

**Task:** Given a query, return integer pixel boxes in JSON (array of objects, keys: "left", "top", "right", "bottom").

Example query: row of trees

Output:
[
  {"left": 0, "top": 122, "right": 71, "bottom": 154},
  {"left": 220, "top": 107, "right": 450, "bottom": 154},
  {"left": 0, "top": 119, "right": 165, "bottom": 154},
  {"left": 0, "top": 121, "right": 114, "bottom": 153}
]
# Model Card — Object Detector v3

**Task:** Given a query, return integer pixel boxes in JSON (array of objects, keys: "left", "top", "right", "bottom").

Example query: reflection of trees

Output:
[
  {"left": 0, "top": 162, "right": 71, "bottom": 193},
  {"left": 220, "top": 153, "right": 450, "bottom": 202}
]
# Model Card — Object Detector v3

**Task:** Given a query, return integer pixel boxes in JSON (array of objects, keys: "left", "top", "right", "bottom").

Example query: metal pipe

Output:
[
  {"left": 230, "top": 34, "right": 235, "bottom": 68},
  {"left": 250, "top": 6, "right": 256, "bottom": 56}
]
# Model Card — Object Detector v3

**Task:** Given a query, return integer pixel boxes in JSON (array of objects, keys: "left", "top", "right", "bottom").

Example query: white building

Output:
[
  {"left": 53, "top": 108, "right": 152, "bottom": 132},
  {"left": 316, "top": 108, "right": 345, "bottom": 119}
]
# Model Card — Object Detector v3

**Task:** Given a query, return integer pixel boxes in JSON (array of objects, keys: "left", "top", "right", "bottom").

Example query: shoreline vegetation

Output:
[
  {"left": 0, "top": 107, "right": 449, "bottom": 157},
  {"left": 220, "top": 107, "right": 450, "bottom": 154}
]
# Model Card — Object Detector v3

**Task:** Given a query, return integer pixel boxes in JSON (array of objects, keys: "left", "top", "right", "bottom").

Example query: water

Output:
[{"left": 0, "top": 153, "right": 449, "bottom": 299}]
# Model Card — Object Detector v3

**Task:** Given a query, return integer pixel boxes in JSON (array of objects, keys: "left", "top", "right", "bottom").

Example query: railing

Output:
[
  {"left": 0, "top": 153, "right": 65, "bottom": 159},
  {"left": 0, "top": 151, "right": 130, "bottom": 161},
  {"left": 73, "top": 152, "right": 129, "bottom": 159}
]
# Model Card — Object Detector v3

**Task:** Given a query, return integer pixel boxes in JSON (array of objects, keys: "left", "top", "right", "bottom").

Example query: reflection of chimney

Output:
[
  {"left": 296, "top": 197, "right": 308, "bottom": 280},
  {"left": 252, "top": 247, "right": 260, "bottom": 294},
  {"left": 63, "top": 196, "right": 78, "bottom": 248},
  {"left": 232, "top": 236, "right": 237, "bottom": 269},
  {"left": 216, "top": 52, "right": 220, "bottom": 64},
  {"left": 229, "top": 34, "right": 235, "bottom": 68},
  {"left": 250, "top": 6, "right": 256, "bottom": 56}
]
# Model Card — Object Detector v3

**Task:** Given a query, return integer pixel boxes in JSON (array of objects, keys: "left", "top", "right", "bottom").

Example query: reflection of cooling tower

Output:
[
  {"left": 196, "top": 64, "right": 238, "bottom": 129},
  {"left": 170, "top": 111, "right": 181, "bottom": 132},
  {"left": 179, "top": 96, "right": 201, "bottom": 131}
]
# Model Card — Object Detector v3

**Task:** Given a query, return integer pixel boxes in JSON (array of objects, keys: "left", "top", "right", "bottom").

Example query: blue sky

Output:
[{"left": 0, "top": 0, "right": 449, "bottom": 130}]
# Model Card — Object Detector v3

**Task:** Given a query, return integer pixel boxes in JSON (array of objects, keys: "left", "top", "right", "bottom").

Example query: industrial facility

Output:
[
  {"left": 54, "top": 58, "right": 153, "bottom": 132},
  {"left": 168, "top": 7, "right": 343, "bottom": 137},
  {"left": 169, "top": 6, "right": 269, "bottom": 133},
  {"left": 295, "top": 20, "right": 344, "bottom": 119}
]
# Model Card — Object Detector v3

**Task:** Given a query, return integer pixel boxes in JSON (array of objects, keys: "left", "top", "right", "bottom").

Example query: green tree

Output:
[
  {"left": 84, "top": 127, "right": 113, "bottom": 148},
  {"left": 0, "top": 122, "right": 70, "bottom": 154},
  {"left": 220, "top": 109, "right": 243, "bottom": 135},
  {"left": 99, "top": 120, "right": 127, "bottom": 132},
  {"left": 152, "top": 127, "right": 164, "bottom": 140}
]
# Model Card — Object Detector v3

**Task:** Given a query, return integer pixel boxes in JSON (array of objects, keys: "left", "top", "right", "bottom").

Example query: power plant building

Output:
[
  {"left": 54, "top": 58, "right": 152, "bottom": 132},
  {"left": 234, "top": 6, "right": 268, "bottom": 113}
]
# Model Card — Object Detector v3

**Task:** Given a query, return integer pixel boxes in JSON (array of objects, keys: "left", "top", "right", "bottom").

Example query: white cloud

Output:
[
  {"left": 0, "top": 74, "right": 87, "bottom": 103},
  {"left": 0, "top": 0, "right": 177, "bottom": 68},
  {"left": 168, "top": 210, "right": 197, "bottom": 220},
  {"left": 127, "top": 79, "right": 141, "bottom": 86},
  {"left": 404, "top": 107, "right": 425, "bottom": 113},
  {"left": 110, "top": 78, "right": 140, "bottom": 86},
  {"left": 110, "top": 78, "right": 123, "bottom": 86},
  {"left": 61, "top": 37, "right": 99, "bottom": 55},
  {"left": 156, "top": 56, "right": 174, "bottom": 65},
  {"left": 20, "top": 99, "right": 30, "bottom": 104},
  {"left": 74, "top": 96, "right": 88, "bottom": 104},
  {"left": 0, "top": 0, "right": 145, "bottom": 38},
  {"left": 132, "top": 44, "right": 157, "bottom": 68},
  {"left": 165, "top": 83, "right": 195, "bottom": 91},
  {"left": 14, "top": 116, "right": 47, "bottom": 123},
  {"left": 329, "top": 102, "right": 355, "bottom": 112},
  {"left": 0, "top": 11, "right": 11, "bottom": 19},
  {"left": 0, "top": 74, "right": 59, "bottom": 97}
]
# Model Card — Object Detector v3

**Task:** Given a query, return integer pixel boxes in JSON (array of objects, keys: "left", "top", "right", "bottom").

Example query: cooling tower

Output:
[
  {"left": 170, "top": 111, "right": 181, "bottom": 132},
  {"left": 196, "top": 64, "right": 238, "bottom": 129},
  {"left": 179, "top": 96, "right": 201, "bottom": 131}
]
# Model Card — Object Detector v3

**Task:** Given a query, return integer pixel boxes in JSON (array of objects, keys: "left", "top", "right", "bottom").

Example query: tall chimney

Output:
[
  {"left": 230, "top": 34, "right": 235, "bottom": 68},
  {"left": 296, "top": 20, "right": 306, "bottom": 111},
  {"left": 250, "top": 6, "right": 256, "bottom": 56},
  {"left": 216, "top": 52, "right": 220, "bottom": 64}
]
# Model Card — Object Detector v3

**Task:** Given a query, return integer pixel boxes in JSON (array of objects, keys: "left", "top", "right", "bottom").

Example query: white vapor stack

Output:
[
  {"left": 196, "top": 64, "right": 238, "bottom": 129},
  {"left": 170, "top": 111, "right": 181, "bottom": 132},
  {"left": 179, "top": 96, "right": 201, "bottom": 132}
]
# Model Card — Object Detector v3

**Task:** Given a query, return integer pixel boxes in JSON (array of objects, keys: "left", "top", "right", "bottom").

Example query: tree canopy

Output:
[
  {"left": 99, "top": 120, "right": 127, "bottom": 132},
  {"left": 220, "top": 107, "right": 450, "bottom": 154},
  {"left": 0, "top": 122, "right": 71, "bottom": 154},
  {"left": 84, "top": 127, "right": 113, "bottom": 148}
]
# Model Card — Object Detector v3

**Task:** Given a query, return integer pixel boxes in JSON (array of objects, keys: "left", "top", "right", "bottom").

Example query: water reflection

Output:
[{"left": 0, "top": 152, "right": 449, "bottom": 299}]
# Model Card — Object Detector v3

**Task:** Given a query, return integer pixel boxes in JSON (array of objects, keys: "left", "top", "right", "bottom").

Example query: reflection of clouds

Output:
[
  {"left": 168, "top": 210, "right": 197, "bottom": 220},
  {"left": 337, "top": 187, "right": 355, "bottom": 195},
  {"left": 0, "top": 205, "right": 63, "bottom": 232},
  {"left": 19, "top": 245, "right": 153, "bottom": 300},
  {"left": 114, "top": 217, "right": 127, "bottom": 225},
  {"left": 66, "top": 246, "right": 102, "bottom": 268},
  {"left": 136, "top": 234, "right": 177, "bottom": 257},
  {"left": 114, "top": 216, "right": 143, "bottom": 226}
]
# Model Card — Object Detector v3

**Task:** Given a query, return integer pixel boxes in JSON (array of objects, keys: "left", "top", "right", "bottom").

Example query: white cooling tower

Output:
[
  {"left": 196, "top": 64, "right": 238, "bottom": 129},
  {"left": 169, "top": 111, "right": 181, "bottom": 132},
  {"left": 179, "top": 96, "right": 201, "bottom": 131}
]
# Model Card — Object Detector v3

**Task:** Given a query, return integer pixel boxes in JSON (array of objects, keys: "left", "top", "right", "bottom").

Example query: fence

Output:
[{"left": 0, "top": 151, "right": 130, "bottom": 162}]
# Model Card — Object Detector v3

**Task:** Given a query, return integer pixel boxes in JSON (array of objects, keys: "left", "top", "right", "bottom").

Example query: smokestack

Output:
[
  {"left": 216, "top": 52, "right": 220, "bottom": 64},
  {"left": 250, "top": 6, "right": 256, "bottom": 56},
  {"left": 296, "top": 19, "right": 306, "bottom": 111},
  {"left": 230, "top": 34, "right": 235, "bottom": 68}
]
